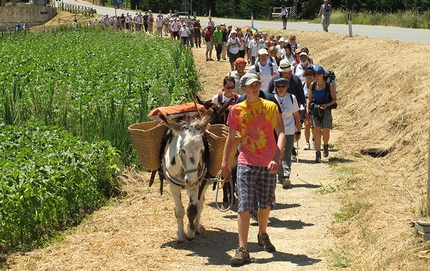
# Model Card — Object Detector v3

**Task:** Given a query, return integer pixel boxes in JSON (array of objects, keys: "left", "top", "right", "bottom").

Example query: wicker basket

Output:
[
  {"left": 206, "top": 124, "right": 241, "bottom": 177},
  {"left": 128, "top": 121, "right": 168, "bottom": 171}
]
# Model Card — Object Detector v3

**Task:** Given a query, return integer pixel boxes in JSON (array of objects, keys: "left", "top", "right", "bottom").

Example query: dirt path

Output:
[{"left": 7, "top": 41, "right": 342, "bottom": 271}]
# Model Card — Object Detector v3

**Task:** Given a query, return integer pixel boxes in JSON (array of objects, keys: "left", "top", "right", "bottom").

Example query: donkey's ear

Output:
[
  {"left": 158, "top": 113, "right": 182, "bottom": 132},
  {"left": 196, "top": 109, "right": 214, "bottom": 131}
]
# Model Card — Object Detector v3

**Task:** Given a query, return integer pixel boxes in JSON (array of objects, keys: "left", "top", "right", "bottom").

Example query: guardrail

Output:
[
  {"left": 271, "top": 6, "right": 296, "bottom": 19},
  {"left": 53, "top": 2, "right": 97, "bottom": 16}
]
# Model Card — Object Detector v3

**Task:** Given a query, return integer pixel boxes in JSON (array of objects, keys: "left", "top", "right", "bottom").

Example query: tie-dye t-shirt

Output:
[{"left": 227, "top": 98, "right": 282, "bottom": 167}]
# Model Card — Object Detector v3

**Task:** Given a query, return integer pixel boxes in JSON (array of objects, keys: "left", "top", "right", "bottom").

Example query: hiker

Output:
[
  {"left": 302, "top": 66, "right": 315, "bottom": 150},
  {"left": 226, "top": 57, "right": 247, "bottom": 95},
  {"left": 247, "top": 48, "right": 278, "bottom": 92},
  {"left": 318, "top": 0, "right": 333, "bottom": 32},
  {"left": 221, "top": 73, "right": 286, "bottom": 266},
  {"left": 281, "top": 5, "right": 289, "bottom": 30},
  {"left": 306, "top": 66, "right": 337, "bottom": 162}
]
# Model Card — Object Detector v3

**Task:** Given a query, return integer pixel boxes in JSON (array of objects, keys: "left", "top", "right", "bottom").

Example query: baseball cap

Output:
[
  {"left": 299, "top": 52, "right": 308, "bottom": 57},
  {"left": 278, "top": 59, "right": 292, "bottom": 73},
  {"left": 234, "top": 57, "right": 246, "bottom": 65},
  {"left": 258, "top": 48, "right": 269, "bottom": 55},
  {"left": 275, "top": 78, "right": 289, "bottom": 87},
  {"left": 240, "top": 73, "right": 261, "bottom": 87},
  {"left": 314, "top": 66, "right": 325, "bottom": 75}
]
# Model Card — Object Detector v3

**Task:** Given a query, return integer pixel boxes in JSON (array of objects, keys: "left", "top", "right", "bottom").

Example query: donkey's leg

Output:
[
  {"left": 170, "top": 184, "right": 185, "bottom": 242},
  {"left": 195, "top": 184, "right": 210, "bottom": 235},
  {"left": 185, "top": 189, "right": 199, "bottom": 240}
]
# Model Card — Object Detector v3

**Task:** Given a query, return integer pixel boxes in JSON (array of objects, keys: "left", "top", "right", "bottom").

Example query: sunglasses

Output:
[
  {"left": 315, "top": 72, "right": 323, "bottom": 76},
  {"left": 275, "top": 85, "right": 287, "bottom": 88},
  {"left": 224, "top": 86, "right": 235, "bottom": 89}
]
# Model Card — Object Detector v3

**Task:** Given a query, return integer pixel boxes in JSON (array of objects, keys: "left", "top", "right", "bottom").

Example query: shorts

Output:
[
  {"left": 236, "top": 164, "right": 276, "bottom": 213},
  {"left": 172, "top": 31, "right": 179, "bottom": 38},
  {"left": 229, "top": 52, "right": 239, "bottom": 64},
  {"left": 310, "top": 108, "right": 333, "bottom": 129},
  {"left": 282, "top": 15, "right": 288, "bottom": 23},
  {"left": 206, "top": 41, "right": 213, "bottom": 50}
]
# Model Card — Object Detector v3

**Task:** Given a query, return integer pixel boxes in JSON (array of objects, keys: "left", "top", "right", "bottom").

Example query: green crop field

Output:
[{"left": 0, "top": 27, "right": 200, "bottom": 251}]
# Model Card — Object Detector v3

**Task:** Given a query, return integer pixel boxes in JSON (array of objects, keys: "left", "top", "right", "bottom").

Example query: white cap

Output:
[{"left": 258, "top": 48, "right": 269, "bottom": 55}]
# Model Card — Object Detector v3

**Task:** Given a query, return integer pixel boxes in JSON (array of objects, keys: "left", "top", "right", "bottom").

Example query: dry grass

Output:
[{"left": 4, "top": 15, "right": 430, "bottom": 270}]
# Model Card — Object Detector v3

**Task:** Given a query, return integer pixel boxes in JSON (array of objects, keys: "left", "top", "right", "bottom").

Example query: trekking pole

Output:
[{"left": 296, "top": 139, "right": 299, "bottom": 163}]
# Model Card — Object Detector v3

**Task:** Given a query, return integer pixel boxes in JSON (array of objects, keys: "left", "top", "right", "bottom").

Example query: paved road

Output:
[{"left": 60, "top": 0, "right": 430, "bottom": 44}]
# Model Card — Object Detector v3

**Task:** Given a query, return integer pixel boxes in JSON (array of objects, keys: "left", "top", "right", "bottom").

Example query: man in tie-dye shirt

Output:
[{"left": 221, "top": 73, "right": 286, "bottom": 266}]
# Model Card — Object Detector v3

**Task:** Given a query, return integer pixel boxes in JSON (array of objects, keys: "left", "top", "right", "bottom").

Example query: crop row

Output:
[{"left": 0, "top": 27, "right": 201, "bottom": 166}]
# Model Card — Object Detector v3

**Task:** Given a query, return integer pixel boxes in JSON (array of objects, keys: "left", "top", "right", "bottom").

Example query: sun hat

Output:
[
  {"left": 231, "top": 30, "right": 237, "bottom": 34},
  {"left": 240, "top": 73, "right": 261, "bottom": 87},
  {"left": 234, "top": 57, "right": 246, "bottom": 65},
  {"left": 275, "top": 78, "right": 289, "bottom": 87},
  {"left": 258, "top": 48, "right": 269, "bottom": 55},
  {"left": 278, "top": 59, "right": 292, "bottom": 73},
  {"left": 279, "top": 38, "right": 285, "bottom": 42},
  {"left": 295, "top": 48, "right": 302, "bottom": 54},
  {"left": 314, "top": 66, "right": 325, "bottom": 75}
]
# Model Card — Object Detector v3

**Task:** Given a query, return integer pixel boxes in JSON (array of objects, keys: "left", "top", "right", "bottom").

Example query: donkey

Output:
[{"left": 158, "top": 109, "right": 213, "bottom": 242}]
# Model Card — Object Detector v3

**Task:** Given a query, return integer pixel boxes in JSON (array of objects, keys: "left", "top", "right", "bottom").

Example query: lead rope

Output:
[{"left": 214, "top": 170, "right": 234, "bottom": 212}]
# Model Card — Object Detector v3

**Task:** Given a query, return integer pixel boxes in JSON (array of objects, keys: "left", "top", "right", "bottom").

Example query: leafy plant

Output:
[{"left": 0, "top": 120, "right": 120, "bottom": 250}]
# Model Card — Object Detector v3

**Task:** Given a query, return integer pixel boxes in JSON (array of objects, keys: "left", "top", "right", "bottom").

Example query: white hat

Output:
[
  {"left": 299, "top": 52, "right": 308, "bottom": 56},
  {"left": 258, "top": 48, "right": 269, "bottom": 55},
  {"left": 278, "top": 59, "right": 292, "bottom": 72}
]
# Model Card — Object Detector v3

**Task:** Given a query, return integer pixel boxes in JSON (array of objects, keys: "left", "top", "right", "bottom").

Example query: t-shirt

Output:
[
  {"left": 275, "top": 93, "right": 299, "bottom": 135},
  {"left": 321, "top": 4, "right": 332, "bottom": 17},
  {"left": 213, "top": 30, "right": 223, "bottom": 44},
  {"left": 226, "top": 99, "right": 282, "bottom": 167},
  {"left": 226, "top": 37, "right": 240, "bottom": 54}
]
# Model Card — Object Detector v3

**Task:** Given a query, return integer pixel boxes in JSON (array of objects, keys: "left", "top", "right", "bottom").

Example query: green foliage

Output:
[
  {"left": 0, "top": 120, "right": 120, "bottom": 250},
  {"left": 0, "top": 28, "right": 200, "bottom": 165},
  {"left": 328, "top": 9, "right": 430, "bottom": 29},
  {"left": 326, "top": 243, "right": 354, "bottom": 268},
  {"left": 334, "top": 201, "right": 363, "bottom": 223}
]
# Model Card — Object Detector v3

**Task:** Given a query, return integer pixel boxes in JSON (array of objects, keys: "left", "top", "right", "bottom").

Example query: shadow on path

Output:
[{"left": 161, "top": 228, "right": 321, "bottom": 267}]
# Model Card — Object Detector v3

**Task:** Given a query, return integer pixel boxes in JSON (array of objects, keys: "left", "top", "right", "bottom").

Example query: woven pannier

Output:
[
  {"left": 128, "top": 121, "right": 168, "bottom": 171},
  {"left": 206, "top": 124, "right": 241, "bottom": 177}
]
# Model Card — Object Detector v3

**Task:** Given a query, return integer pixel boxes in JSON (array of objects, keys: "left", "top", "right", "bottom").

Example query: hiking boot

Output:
[
  {"left": 315, "top": 151, "right": 322, "bottom": 163},
  {"left": 323, "top": 144, "right": 329, "bottom": 157},
  {"left": 230, "top": 247, "right": 250, "bottom": 266},
  {"left": 303, "top": 142, "right": 310, "bottom": 150},
  {"left": 282, "top": 178, "right": 291, "bottom": 189},
  {"left": 258, "top": 233, "right": 276, "bottom": 252}
]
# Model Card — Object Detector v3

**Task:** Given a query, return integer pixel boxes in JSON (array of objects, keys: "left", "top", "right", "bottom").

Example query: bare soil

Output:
[{"left": 5, "top": 13, "right": 430, "bottom": 270}]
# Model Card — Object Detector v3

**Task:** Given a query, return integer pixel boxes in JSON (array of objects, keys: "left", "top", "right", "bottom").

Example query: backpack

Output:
[
  {"left": 217, "top": 92, "right": 239, "bottom": 105},
  {"left": 311, "top": 79, "right": 337, "bottom": 109},
  {"left": 324, "top": 70, "right": 337, "bottom": 94},
  {"left": 255, "top": 61, "right": 273, "bottom": 73}
]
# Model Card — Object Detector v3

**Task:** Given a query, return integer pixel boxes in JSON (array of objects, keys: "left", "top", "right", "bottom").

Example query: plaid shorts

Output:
[{"left": 236, "top": 164, "right": 276, "bottom": 213}]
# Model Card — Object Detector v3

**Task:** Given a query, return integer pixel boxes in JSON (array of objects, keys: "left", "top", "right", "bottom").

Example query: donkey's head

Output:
[
  {"left": 159, "top": 109, "right": 213, "bottom": 186},
  {"left": 195, "top": 95, "right": 234, "bottom": 125}
]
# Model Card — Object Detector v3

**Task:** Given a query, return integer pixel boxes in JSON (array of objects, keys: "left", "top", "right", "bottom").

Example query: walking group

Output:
[{"left": 207, "top": 27, "right": 336, "bottom": 266}]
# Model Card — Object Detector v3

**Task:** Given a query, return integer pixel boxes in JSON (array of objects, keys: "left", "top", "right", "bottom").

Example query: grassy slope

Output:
[{"left": 291, "top": 30, "right": 430, "bottom": 270}]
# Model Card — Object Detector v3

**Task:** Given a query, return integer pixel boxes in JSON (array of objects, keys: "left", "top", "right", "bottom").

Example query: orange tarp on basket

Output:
[{"left": 147, "top": 102, "right": 207, "bottom": 120}]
